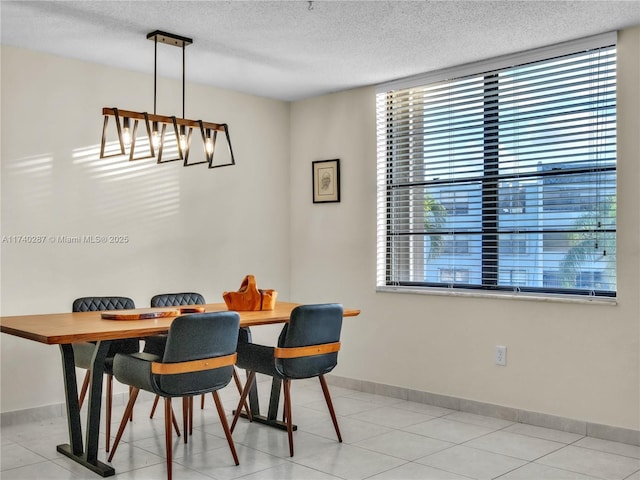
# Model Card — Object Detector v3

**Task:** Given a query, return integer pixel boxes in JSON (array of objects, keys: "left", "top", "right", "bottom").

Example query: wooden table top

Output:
[{"left": 0, "top": 302, "right": 361, "bottom": 345}]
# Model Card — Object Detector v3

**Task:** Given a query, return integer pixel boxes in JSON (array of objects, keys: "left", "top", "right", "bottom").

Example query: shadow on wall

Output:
[
  {"left": 71, "top": 138, "right": 181, "bottom": 226},
  {"left": 2, "top": 138, "right": 182, "bottom": 243},
  {"left": 2, "top": 154, "right": 54, "bottom": 211}
]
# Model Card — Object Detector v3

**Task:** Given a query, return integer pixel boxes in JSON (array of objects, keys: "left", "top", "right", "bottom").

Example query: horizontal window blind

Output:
[{"left": 376, "top": 39, "right": 616, "bottom": 297}]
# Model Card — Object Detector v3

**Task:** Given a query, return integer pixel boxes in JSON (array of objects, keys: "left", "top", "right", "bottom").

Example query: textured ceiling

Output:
[{"left": 2, "top": 0, "right": 640, "bottom": 101}]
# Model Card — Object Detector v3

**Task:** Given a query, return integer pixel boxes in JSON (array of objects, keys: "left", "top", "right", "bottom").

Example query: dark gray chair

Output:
[
  {"left": 108, "top": 311, "right": 241, "bottom": 480},
  {"left": 146, "top": 292, "right": 248, "bottom": 434},
  {"left": 231, "top": 304, "right": 344, "bottom": 457},
  {"left": 146, "top": 292, "right": 206, "bottom": 420},
  {"left": 71, "top": 296, "right": 139, "bottom": 453},
  {"left": 150, "top": 292, "right": 207, "bottom": 308},
  {"left": 144, "top": 292, "right": 207, "bottom": 357}
]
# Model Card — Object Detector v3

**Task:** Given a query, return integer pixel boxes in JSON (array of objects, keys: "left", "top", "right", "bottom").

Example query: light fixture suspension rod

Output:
[
  {"left": 102, "top": 108, "right": 227, "bottom": 132},
  {"left": 145, "top": 30, "right": 192, "bottom": 118},
  {"left": 153, "top": 36, "right": 158, "bottom": 115},
  {"left": 182, "top": 43, "right": 186, "bottom": 119}
]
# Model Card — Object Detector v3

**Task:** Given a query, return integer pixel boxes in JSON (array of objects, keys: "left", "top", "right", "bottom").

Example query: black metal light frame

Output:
[{"left": 99, "top": 30, "right": 236, "bottom": 169}]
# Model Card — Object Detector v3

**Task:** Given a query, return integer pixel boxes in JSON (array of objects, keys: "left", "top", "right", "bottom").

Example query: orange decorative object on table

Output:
[{"left": 223, "top": 275, "right": 278, "bottom": 311}]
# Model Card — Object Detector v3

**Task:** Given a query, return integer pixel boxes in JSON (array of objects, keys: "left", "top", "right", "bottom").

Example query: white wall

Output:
[
  {"left": 289, "top": 27, "right": 640, "bottom": 430},
  {"left": 0, "top": 46, "right": 291, "bottom": 412}
]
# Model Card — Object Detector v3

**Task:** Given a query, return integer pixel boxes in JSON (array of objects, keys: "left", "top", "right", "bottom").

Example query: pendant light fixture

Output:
[{"left": 99, "top": 30, "right": 235, "bottom": 169}]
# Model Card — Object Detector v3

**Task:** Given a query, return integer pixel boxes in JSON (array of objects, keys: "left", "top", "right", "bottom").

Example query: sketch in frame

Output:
[{"left": 312, "top": 159, "right": 340, "bottom": 203}]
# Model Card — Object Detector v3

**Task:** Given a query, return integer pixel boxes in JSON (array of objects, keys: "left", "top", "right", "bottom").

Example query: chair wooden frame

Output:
[
  {"left": 109, "top": 353, "right": 239, "bottom": 480},
  {"left": 231, "top": 342, "right": 343, "bottom": 457}
]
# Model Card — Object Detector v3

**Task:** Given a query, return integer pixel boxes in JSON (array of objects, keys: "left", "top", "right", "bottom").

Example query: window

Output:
[
  {"left": 500, "top": 184, "right": 526, "bottom": 214},
  {"left": 377, "top": 33, "right": 616, "bottom": 298},
  {"left": 576, "top": 271, "right": 604, "bottom": 289},
  {"left": 542, "top": 168, "right": 601, "bottom": 212},
  {"left": 442, "top": 235, "right": 470, "bottom": 255},
  {"left": 543, "top": 271, "right": 561, "bottom": 288},
  {"left": 440, "top": 268, "right": 470, "bottom": 284},
  {"left": 542, "top": 232, "right": 569, "bottom": 252},
  {"left": 500, "top": 235, "right": 527, "bottom": 255},
  {"left": 441, "top": 190, "right": 469, "bottom": 215},
  {"left": 500, "top": 269, "right": 528, "bottom": 286}
]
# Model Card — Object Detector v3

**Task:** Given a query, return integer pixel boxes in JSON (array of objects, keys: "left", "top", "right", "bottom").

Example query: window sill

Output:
[{"left": 376, "top": 285, "right": 617, "bottom": 306}]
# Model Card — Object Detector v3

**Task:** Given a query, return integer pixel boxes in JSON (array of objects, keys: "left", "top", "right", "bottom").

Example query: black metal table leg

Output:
[
  {"left": 239, "top": 374, "right": 296, "bottom": 432},
  {"left": 235, "top": 327, "right": 296, "bottom": 431},
  {"left": 247, "top": 368, "right": 260, "bottom": 415},
  {"left": 57, "top": 341, "right": 115, "bottom": 477},
  {"left": 266, "top": 377, "right": 282, "bottom": 422},
  {"left": 59, "top": 344, "right": 83, "bottom": 455}
]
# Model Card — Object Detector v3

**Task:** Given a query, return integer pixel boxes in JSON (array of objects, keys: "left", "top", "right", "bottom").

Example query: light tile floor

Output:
[{"left": 2, "top": 376, "right": 639, "bottom": 480}]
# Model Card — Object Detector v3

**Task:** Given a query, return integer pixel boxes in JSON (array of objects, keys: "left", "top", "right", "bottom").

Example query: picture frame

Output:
[{"left": 312, "top": 159, "right": 340, "bottom": 203}]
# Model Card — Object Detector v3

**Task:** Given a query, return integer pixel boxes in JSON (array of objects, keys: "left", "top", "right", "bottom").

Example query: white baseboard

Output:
[{"left": 325, "top": 375, "right": 640, "bottom": 447}]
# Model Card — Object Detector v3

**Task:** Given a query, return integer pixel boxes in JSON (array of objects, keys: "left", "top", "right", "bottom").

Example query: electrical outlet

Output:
[{"left": 495, "top": 345, "right": 507, "bottom": 366}]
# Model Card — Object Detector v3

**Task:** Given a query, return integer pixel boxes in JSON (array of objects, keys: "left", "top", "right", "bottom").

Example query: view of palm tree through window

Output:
[{"left": 377, "top": 42, "right": 616, "bottom": 297}]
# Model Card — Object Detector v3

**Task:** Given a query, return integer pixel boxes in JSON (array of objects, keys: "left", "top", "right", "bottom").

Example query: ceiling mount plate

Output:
[{"left": 146, "top": 30, "right": 193, "bottom": 48}]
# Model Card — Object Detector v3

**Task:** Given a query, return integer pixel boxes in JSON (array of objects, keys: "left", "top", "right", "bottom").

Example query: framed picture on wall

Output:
[{"left": 312, "top": 159, "right": 340, "bottom": 203}]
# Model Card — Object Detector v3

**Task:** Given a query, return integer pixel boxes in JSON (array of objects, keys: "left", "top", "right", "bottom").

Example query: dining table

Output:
[{"left": 0, "top": 302, "right": 361, "bottom": 477}]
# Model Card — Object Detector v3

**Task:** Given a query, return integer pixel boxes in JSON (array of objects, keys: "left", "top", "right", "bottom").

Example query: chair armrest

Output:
[
  {"left": 236, "top": 342, "right": 278, "bottom": 376},
  {"left": 113, "top": 352, "right": 160, "bottom": 392}
]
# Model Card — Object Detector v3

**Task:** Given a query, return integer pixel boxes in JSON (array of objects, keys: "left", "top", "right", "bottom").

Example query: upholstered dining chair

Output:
[
  {"left": 145, "top": 292, "right": 206, "bottom": 420},
  {"left": 146, "top": 292, "right": 248, "bottom": 436},
  {"left": 71, "top": 296, "right": 139, "bottom": 453},
  {"left": 108, "top": 311, "right": 241, "bottom": 480},
  {"left": 231, "top": 303, "right": 344, "bottom": 457}
]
